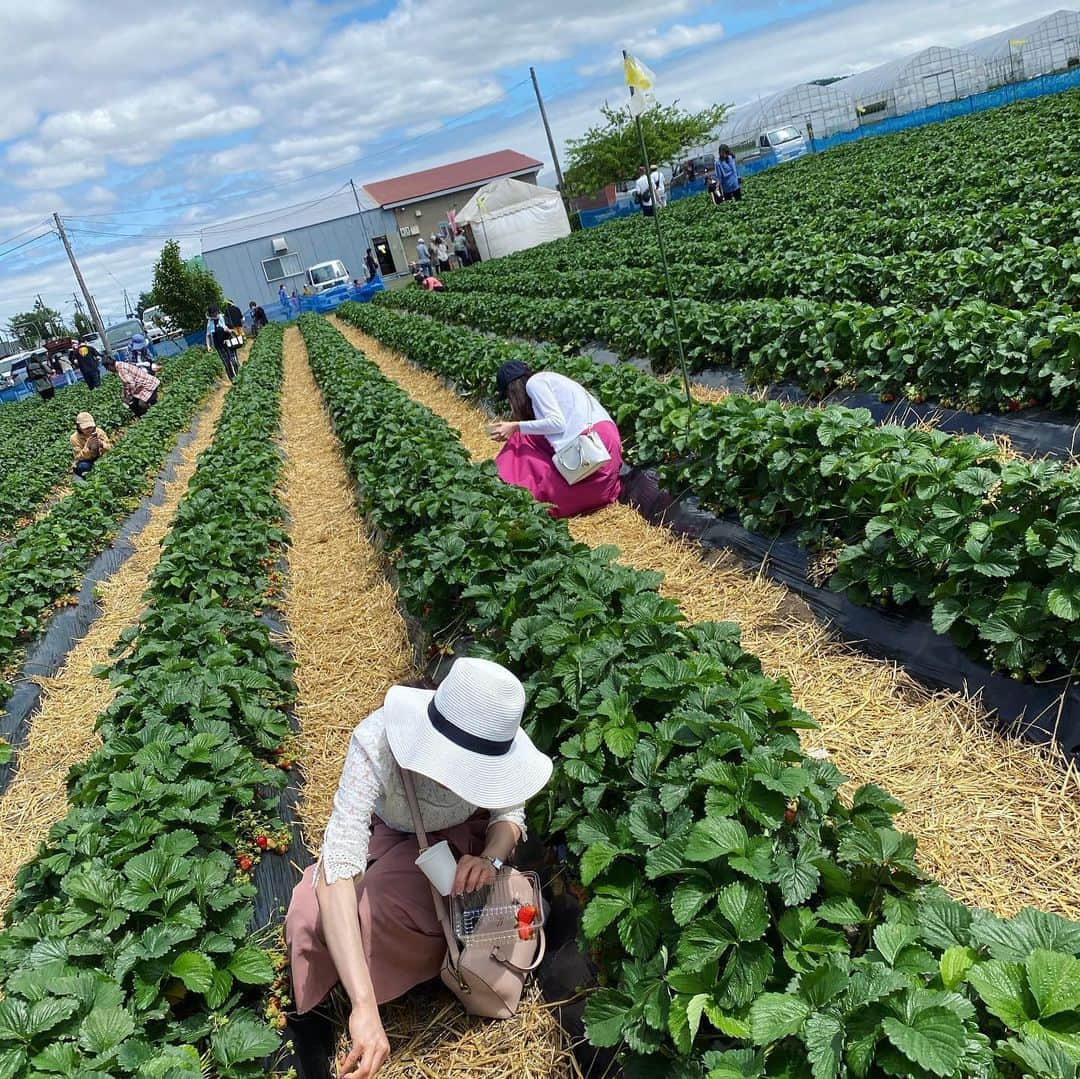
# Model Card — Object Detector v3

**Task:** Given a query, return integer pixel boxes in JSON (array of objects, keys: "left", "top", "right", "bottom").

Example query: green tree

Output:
[
  {"left": 149, "top": 239, "right": 223, "bottom": 333},
  {"left": 7, "top": 301, "right": 68, "bottom": 348},
  {"left": 135, "top": 290, "right": 154, "bottom": 318},
  {"left": 563, "top": 100, "right": 728, "bottom": 198},
  {"left": 72, "top": 310, "right": 93, "bottom": 336}
]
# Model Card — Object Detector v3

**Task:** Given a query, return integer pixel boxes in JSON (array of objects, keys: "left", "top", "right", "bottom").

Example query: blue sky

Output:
[{"left": 0, "top": 0, "right": 1066, "bottom": 330}]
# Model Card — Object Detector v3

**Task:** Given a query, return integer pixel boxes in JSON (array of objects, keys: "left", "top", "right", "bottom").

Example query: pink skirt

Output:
[
  {"left": 285, "top": 815, "right": 488, "bottom": 1013},
  {"left": 496, "top": 420, "right": 622, "bottom": 518}
]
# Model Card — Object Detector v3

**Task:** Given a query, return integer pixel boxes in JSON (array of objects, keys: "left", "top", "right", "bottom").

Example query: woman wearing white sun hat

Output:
[{"left": 286, "top": 656, "right": 553, "bottom": 1078}]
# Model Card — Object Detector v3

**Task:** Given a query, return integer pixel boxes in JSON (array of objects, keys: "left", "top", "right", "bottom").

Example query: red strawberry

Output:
[
  {"left": 256, "top": 835, "right": 268, "bottom": 849},
  {"left": 1008, "top": 400, "right": 1021, "bottom": 412},
  {"left": 518, "top": 925, "right": 534, "bottom": 941},
  {"left": 237, "top": 854, "right": 253, "bottom": 871},
  {"left": 517, "top": 904, "right": 538, "bottom": 926},
  {"left": 784, "top": 806, "right": 798, "bottom": 825}
]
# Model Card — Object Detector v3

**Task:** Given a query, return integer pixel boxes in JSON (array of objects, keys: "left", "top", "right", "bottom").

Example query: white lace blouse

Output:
[{"left": 316, "top": 709, "right": 528, "bottom": 886}]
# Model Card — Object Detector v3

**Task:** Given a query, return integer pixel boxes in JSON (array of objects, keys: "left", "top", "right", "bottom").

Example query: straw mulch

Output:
[
  {"left": 330, "top": 985, "right": 581, "bottom": 1079},
  {"left": 278, "top": 327, "right": 415, "bottom": 847},
  {"left": 280, "top": 330, "right": 575, "bottom": 1079},
  {"left": 0, "top": 383, "right": 229, "bottom": 909},
  {"left": 339, "top": 321, "right": 1080, "bottom": 922}
]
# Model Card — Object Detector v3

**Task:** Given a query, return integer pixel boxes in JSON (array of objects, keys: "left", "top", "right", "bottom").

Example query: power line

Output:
[
  {"left": 0, "top": 218, "right": 53, "bottom": 252},
  {"left": 0, "top": 231, "right": 57, "bottom": 261}
]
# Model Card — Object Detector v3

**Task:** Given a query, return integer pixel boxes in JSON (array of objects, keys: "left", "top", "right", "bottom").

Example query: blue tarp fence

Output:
[
  {"left": 265, "top": 275, "right": 386, "bottom": 323},
  {"left": 578, "top": 66, "right": 1080, "bottom": 229}
]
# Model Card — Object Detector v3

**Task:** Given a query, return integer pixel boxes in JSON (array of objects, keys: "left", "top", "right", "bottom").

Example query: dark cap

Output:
[{"left": 496, "top": 360, "right": 532, "bottom": 398}]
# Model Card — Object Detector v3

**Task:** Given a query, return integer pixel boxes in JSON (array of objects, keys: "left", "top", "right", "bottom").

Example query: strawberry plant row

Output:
[
  {"left": 380, "top": 287, "right": 1080, "bottom": 416},
  {"left": 343, "top": 301, "right": 1080, "bottom": 682},
  {"left": 0, "top": 325, "right": 294, "bottom": 1076},
  {"left": 447, "top": 237, "right": 1080, "bottom": 313},
  {"left": 300, "top": 312, "right": 1080, "bottom": 1079},
  {"left": 0, "top": 360, "right": 191, "bottom": 538},
  {"left": 0, "top": 350, "right": 221, "bottom": 700}
]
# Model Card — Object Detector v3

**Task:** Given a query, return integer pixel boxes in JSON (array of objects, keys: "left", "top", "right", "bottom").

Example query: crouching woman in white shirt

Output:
[
  {"left": 487, "top": 360, "right": 623, "bottom": 518},
  {"left": 286, "top": 658, "right": 553, "bottom": 1079}
]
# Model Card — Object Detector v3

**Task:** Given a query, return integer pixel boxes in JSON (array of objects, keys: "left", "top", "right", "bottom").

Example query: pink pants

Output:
[
  {"left": 496, "top": 420, "right": 622, "bottom": 518},
  {"left": 286, "top": 815, "right": 488, "bottom": 1013}
]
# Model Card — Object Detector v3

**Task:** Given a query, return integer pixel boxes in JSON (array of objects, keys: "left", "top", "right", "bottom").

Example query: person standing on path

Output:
[
  {"left": 25, "top": 350, "right": 55, "bottom": 401},
  {"left": 206, "top": 307, "right": 239, "bottom": 381},
  {"left": 714, "top": 144, "right": 742, "bottom": 202},
  {"left": 278, "top": 284, "right": 288, "bottom": 312},
  {"left": 286, "top": 657, "right": 552, "bottom": 1079},
  {"left": 224, "top": 299, "right": 245, "bottom": 341},
  {"left": 634, "top": 165, "right": 663, "bottom": 217},
  {"left": 488, "top": 360, "right": 623, "bottom": 518},
  {"left": 103, "top": 355, "right": 160, "bottom": 417},
  {"left": 415, "top": 238, "right": 432, "bottom": 276},
  {"left": 435, "top": 237, "right": 451, "bottom": 273},
  {"left": 71, "top": 342, "right": 103, "bottom": 389},
  {"left": 453, "top": 229, "right": 469, "bottom": 268},
  {"left": 70, "top": 411, "right": 112, "bottom": 477},
  {"left": 249, "top": 301, "right": 268, "bottom": 336}
]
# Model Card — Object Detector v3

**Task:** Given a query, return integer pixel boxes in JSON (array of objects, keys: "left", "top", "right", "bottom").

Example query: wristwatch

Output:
[{"left": 486, "top": 856, "right": 504, "bottom": 872}]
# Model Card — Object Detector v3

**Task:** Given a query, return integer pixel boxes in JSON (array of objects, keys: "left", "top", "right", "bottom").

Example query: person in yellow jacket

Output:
[{"left": 70, "top": 412, "right": 112, "bottom": 478}]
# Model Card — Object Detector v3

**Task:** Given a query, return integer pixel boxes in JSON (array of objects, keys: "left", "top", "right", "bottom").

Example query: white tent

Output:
[{"left": 455, "top": 177, "right": 569, "bottom": 261}]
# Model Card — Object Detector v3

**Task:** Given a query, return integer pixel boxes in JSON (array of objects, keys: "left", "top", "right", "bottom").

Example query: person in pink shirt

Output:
[{"left": 103, "top": 355, "right": 160, "bottom": 417}]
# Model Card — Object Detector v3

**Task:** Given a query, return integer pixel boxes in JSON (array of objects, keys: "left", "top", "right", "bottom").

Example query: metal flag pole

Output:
[{"left": 623, "top": 50, "right": 694, "bottom": 418}]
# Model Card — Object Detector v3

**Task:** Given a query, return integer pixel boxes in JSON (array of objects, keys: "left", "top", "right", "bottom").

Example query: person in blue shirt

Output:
[{"left": 714, "top": 144, "right": 742, "bottom": 203}]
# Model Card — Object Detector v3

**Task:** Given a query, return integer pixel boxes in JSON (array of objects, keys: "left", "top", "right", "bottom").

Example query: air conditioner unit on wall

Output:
[{"left": 271, "top": 236, "right": 288, "bottom": 254}]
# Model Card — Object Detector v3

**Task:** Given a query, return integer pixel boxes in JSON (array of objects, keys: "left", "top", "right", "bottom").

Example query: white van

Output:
[
  {"left": 740, "top": 125, "right": 809, "bottom": 163},
  {"left": 305, "top": 260, "right": 350, "bottom": 293}
]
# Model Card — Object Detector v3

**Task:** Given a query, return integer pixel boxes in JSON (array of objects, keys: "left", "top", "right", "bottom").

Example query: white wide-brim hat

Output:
[{"left": 384, "top": 656, "right": 553, "bottom": 808}]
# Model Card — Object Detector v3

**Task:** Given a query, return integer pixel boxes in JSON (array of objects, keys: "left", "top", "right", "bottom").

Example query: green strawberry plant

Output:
[
  {"left": 0, "top": 349, "right": 222, "bottom": 698},
  {"left": 0, "top": 326, "right": 295, "bottom": 1077},
  {"left": 299, "top": 312, "right": 1080, "bottom": 1079},
  {"left": 340, "top": 302, "right": 1080, "bottom": 683}
]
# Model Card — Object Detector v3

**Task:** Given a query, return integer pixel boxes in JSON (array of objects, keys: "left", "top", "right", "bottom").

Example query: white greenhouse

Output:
[
  {"left": 839, "top": 46, "right": 990, "bottom": 122},
  {"left": 722, "top": 82, "right": 859, "bottom": 145},
  {"left": 964, "top": 9, "right": 1080, "bottom": 86},
  {"left": 708, "top": 9, "right": 1079, "bottom": 150}
]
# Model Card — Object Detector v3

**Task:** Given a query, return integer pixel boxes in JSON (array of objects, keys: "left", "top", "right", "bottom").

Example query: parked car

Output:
[
  {"left": 140, "top": 305, "right": 175, "bottom": 343},
  {"left": 104, "top": 318, "right": 148, "bottom": 361},
  {"left": 79, "top": 331, "right": 105, "bottom": 353}
]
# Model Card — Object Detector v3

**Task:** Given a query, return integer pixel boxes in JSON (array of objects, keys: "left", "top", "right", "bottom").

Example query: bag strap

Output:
[{"left": 398, "top": 765, "right": 462, "bottom": 967}]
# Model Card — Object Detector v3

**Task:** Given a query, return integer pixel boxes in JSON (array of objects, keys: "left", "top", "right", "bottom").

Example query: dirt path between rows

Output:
[
  {"left": 276, "top": 327, "right": 576, "bottom": 1078},
  {"left": 331, "top": 315, "right": 1080, "bottom": 922},
  {"left": 278, "top": 326, "right": 415, "bottom": 848},
  {"left": 0, "top": 382, "right": 230, "bottom": 908}
]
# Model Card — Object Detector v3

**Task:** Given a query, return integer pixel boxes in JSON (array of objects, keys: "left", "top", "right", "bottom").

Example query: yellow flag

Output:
[{"left": 624, "top": 53, "right": 656, "bottom": 116}]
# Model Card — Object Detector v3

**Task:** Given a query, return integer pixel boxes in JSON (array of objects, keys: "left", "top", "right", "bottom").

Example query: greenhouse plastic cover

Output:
[{"left": 456, "top": 177, "right": 570, "bottom": 261}]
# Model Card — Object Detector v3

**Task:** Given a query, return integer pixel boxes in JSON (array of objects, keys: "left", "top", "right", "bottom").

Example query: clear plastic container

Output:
[{"left": 450, "top": 868, "right": 545, "bottom": 945}]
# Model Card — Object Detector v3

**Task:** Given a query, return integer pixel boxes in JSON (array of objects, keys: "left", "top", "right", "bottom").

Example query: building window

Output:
[{"left": 262, "top": 253, "right": 303, "bottom": 282}]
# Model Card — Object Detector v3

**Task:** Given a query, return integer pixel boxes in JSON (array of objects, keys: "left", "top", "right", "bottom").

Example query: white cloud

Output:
[{"left": 579, "top": 21, "right": 726, "bottom": 75}]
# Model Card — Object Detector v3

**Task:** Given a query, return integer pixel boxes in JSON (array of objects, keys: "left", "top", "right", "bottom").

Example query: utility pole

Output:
[
  {"left": 53, "top": 212, "right": 111, "bottom": 357},
  {"left": 123, "top": 288, "right": 133, "bottom": 317},
  {"left": 530, "top": 66, "right": 571, "bottom": 216},
  {"left": 349, "top": 178, "right": 373, "bottom": 269}
]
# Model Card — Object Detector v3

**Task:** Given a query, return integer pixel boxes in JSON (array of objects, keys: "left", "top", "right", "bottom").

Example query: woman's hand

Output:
[
  {"left": 487, "top": 421, "right": 517, "bottom": 443},
  {"left": 453, "top": 854, "right": 496, "bottom": 895},
  {"left": 339, "top": 1003, "right": 390, "bottom": 1079}
]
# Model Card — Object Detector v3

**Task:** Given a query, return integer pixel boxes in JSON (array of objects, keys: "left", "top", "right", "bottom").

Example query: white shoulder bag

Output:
[{"left": 553, "top": 426, "right": 611, "bottom": 485}]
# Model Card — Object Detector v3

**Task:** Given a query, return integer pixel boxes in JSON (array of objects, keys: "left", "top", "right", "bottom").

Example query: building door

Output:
[{"left": 371, "top": 237, "right": 396, "bottom": 275}]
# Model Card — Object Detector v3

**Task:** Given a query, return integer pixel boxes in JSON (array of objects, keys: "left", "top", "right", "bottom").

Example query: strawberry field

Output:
[
  {"left": 436, "top": 89, "right": 1080, "bottom": 416},
  {"left": 0, "top": 90, "right": 1078, "bottom": 1079}
]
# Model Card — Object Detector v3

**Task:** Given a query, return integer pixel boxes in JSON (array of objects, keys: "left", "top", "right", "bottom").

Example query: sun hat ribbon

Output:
[{"left": 427, "top": 699, "right": 512, "bottom": 757}]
